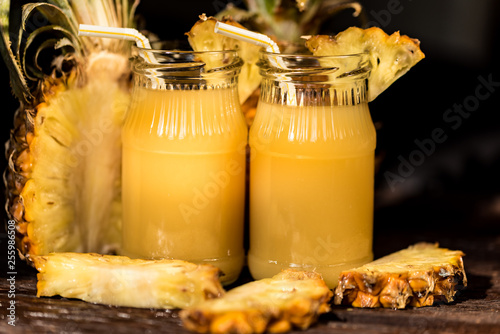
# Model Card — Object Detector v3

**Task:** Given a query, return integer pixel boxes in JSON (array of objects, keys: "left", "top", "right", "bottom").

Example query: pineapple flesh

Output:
[
  {"left": 2, "top": 0, "right": 135, "bottom": 259},
  {"left": 33, "top": 253, "right": 225, "bottom": 309},
  {"left": 334, "top": 243, "right": 467, "bottom": 309},
  {"left": 180, "top": 269, "right": 332, "bottom": 334}
]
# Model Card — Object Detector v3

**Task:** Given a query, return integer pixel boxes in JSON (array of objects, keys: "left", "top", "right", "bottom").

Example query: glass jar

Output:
[
  {"left": 122, "top": 48, "right": 247, "bottom": 284},
  {"left": 248, "top": 51, "right": 376, "bottom": 288}
]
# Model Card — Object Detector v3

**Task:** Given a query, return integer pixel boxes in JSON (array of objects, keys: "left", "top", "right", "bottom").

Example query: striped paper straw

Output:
[
  {"left": 78, "top": 24, "right": 162, "bottom": 88},
  {"left": 78, "top": 24, "right": 156, "bottom": 64},
  {"left": 214, "top": 22, "right": 297, "bottom": 105}
]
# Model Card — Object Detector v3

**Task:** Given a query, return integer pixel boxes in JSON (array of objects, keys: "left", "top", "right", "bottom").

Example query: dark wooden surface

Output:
[{"left": 0, "top": 231, "right": 499, "bottom": 334}]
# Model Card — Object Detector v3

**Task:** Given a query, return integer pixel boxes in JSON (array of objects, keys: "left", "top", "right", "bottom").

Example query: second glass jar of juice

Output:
[
  {"left": 248, "top": 51, "right": 376, "bottom": 288},
  {"left": 122, "top": 49, "right": 247, "bottom": 284}
]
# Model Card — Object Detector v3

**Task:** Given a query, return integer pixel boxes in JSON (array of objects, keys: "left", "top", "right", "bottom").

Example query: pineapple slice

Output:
[
  {"left": 33, "top": 253, "right": 225, "bottom": 309},
  {"left": 2, "top": 0, "right": 135, "bottom": 258},
  {"left": 334, "top": 243, "right": 467, "bottom": 309},
  {"left": 186, "top": 15, "right": 261, "bottom": 109},
  {"left": 305, "top": 27, "right": 425, "bottom": 101},
  {"left": 180, "top": 269, "right": 332, "bottom": 334}
]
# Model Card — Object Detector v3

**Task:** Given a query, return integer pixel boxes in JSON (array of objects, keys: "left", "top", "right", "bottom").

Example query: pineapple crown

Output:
[
  {"left": 216, "top": 0, "right": 365, "bottom": 43},
  {"left": 0, "top": 0, "right": 139, "bottom": 105}
]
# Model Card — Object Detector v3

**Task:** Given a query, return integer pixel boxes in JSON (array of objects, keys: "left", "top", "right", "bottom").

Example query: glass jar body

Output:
[
  {"left": 122, "top": 50, "right": 247, "bottom": 284},
  {"left": 248, "top": 52, "right": 376, "bottom": 288}
]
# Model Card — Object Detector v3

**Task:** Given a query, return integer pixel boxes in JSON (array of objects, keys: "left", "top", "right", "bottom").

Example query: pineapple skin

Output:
[{"left": 334, "top": 243, "right": 467, "bottom": 309}]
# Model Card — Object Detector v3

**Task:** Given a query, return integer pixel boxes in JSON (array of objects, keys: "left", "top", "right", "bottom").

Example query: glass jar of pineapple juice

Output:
[
  {"left": 122, "top": 48, "right": 247, "bottom": 284},
  {"left": 248, "top": 51, "right": 376, "bottom": 288}
]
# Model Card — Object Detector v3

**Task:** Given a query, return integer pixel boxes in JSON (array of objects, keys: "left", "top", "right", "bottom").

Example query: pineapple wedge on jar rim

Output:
[{"left": 304, "top": 27, "right": 425, "bottom": 101}]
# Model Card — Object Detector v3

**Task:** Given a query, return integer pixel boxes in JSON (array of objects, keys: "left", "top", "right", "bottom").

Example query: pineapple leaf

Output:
[
  {"left": 246, "top": 0, "right": 280, "bottom": 23},
  {"left": 261, "top": 0, "right": 281, "bottom": 14},
  {"left": 128, "top": 0, "right": 140, "bottom": 29},
  {"left": 22, "top": 24, "right": 80, "bottom": 81},
  {"left": 67, "top": 0, "right": 94, "bottom": 28},
  {"left": 69, "top": 0, "right": 138, "bottom": 52},
  {"left": 46, "top": 0, "right": 79, "bottom": 32},
  {"left": 218, "top": 0, "right": 364, "bottom": 43},
  {"left": 18, "top": 3, "right": 80, "bottom": 60},
  {"left": 54, "top": 36, "right": 73, "bottom": 49},
  {"left": 299, "top": 0, "right": 364, "bottom": 37},
  {"left": 215, "top": 5, "right": 254, "bottom": 22},
  {"left": 0, "top": 0, "right": 33, "bottom": 104},
  {"left": 21, "top": 3, "right": 79, "bottom": 36},
  {"left": 30, "top": 38, "right": 61, "bottom": 80}
]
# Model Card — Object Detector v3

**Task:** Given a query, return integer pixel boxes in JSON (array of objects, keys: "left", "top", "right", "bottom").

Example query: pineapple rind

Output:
[
  {"left": 180, "top": 269, "right": 332, "bottom": 334},
  {"left": 334, "top": 243, "right": 467, "bottom": 309},
  {"left": 33, "top": 253, "right": 225, "bottom": 309}
]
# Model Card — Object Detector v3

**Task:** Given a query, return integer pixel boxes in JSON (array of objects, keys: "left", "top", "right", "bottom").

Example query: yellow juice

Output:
[
  {"left": 248, "top": 100, "right": 376, "bottom": 288},
  {"left": 122, "top": 86, "right": 247, "bottom": 284}
]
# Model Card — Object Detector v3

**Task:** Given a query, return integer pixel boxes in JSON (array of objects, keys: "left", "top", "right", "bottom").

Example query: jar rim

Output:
[
  {"left": 257, "top": 49, "right": 371, "bottom": 83},
  {"left": 132, "top": 44, "right": 239, "bottom": 56},
  {"left": 259, "top": 49, "right": 370, "bottom": 59},
  {"left": 131, "top": 45, "right": 243, "bottom": 86}
]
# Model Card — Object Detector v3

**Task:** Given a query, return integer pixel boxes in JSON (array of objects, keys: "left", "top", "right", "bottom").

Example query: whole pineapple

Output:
[{"left": 1, "top": 0, "right": 137, "bottom": 259}]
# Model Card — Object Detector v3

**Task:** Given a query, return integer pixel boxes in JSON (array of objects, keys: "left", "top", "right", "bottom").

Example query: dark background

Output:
[{"left": 1, "top": 0, "right": 499, "bottom": 236}]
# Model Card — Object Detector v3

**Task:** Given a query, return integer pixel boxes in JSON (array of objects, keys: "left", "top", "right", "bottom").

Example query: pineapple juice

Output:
[
  {"left": 248, "top": 99, "right": 376, "bottom": 288},
  {"left": 122, "top": 85, "right": 247, "bottom": 284}
]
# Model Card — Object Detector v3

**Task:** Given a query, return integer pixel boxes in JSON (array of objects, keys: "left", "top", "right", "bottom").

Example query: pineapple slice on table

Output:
[
  {"left": 1, "top": 0, "right": 136, "bottom": 258},
  {"left": 180, "top": 269, "right": 332, "bottom": 334},
  {"left": 334, "top": 243, "right": 467, "bottom": 309},
  {"left": 33, "top": 253, "right": 225, "bottom": 309},
  {"left": 305, "top": 26, "right": 425, "bottom": 101}
]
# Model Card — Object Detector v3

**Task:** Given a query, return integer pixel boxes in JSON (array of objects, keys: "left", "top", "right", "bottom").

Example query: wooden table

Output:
[{"left": 1, "top": 231, "right": 499, "bottom": 334}]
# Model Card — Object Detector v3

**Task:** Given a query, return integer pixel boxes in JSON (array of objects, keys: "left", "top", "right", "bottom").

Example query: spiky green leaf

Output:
[
  {"left": 22, "top": 25, "right": 79, "bottom": 80},
  {"left": 0, "top": 0, "right": 33, "bottom": 104},
  {"left": 46, "top": 0, "right": 79, "bottom": 32}
]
